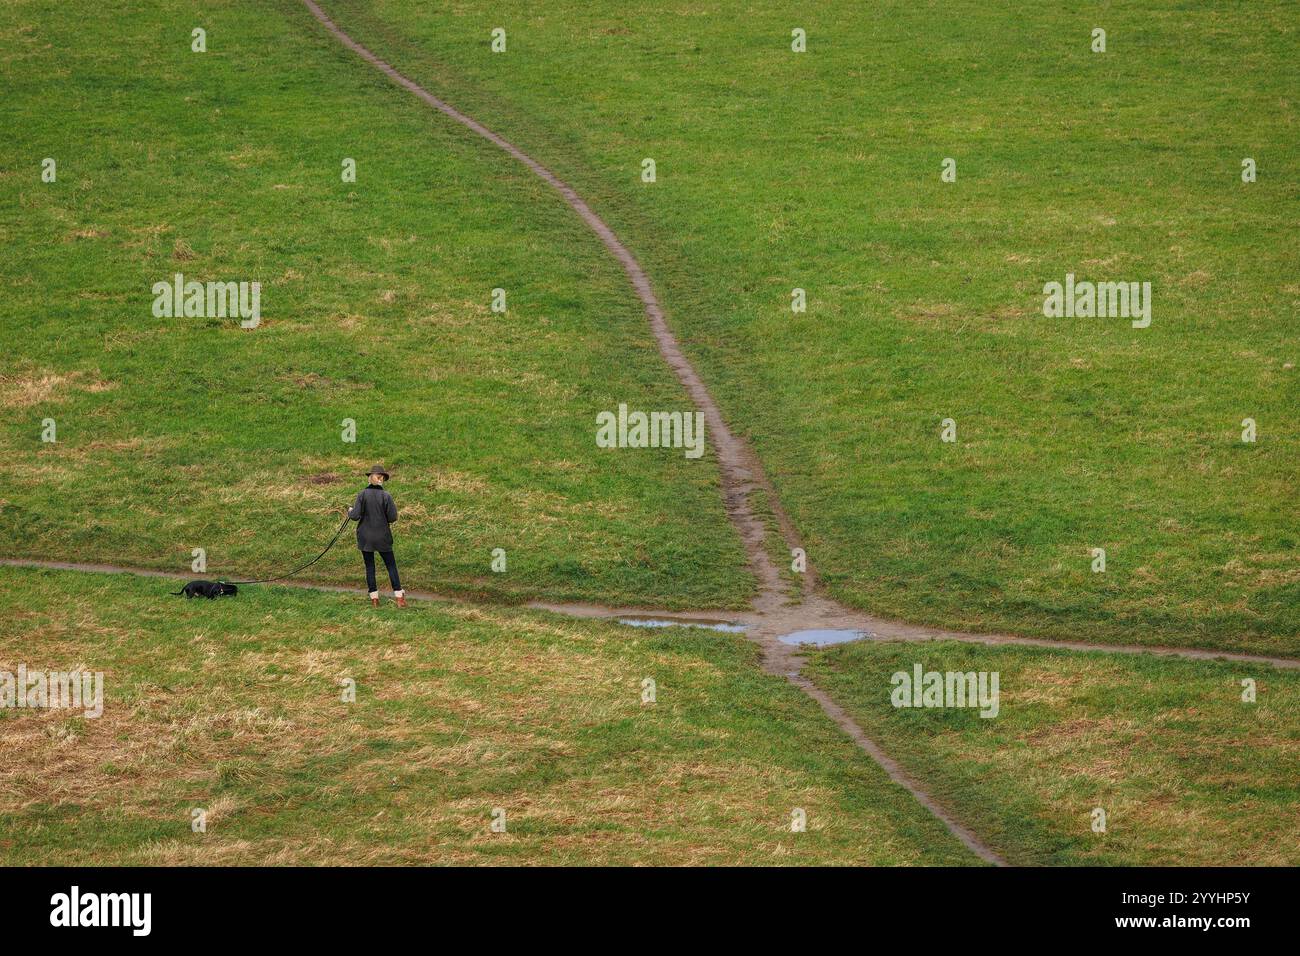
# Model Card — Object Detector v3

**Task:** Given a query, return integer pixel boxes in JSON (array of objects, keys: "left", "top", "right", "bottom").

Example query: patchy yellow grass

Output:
[
  {"left": 0, "top": 567, "right": 975, "bottom": 866},
  {"left": 0, "top": 369, "right": 117, "bottom": 409}
]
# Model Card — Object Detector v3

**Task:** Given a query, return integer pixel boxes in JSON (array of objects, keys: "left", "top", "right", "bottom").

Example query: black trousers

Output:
[{"left": 362, "top": 550, "right": 401, "bottom": 593}]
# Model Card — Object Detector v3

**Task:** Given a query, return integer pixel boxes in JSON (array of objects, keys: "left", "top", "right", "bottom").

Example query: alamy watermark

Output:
[
  {"left": 596, "top": 403, "right": 705, "bottom": 459},
  {"left": 0, "top": 665, "right": 103, "bottom": 718},
  {"left": 1043, "top": 273, "right": 1151, "bottom": 328},
  {"left": 891, "top": 663, "right": 999, "bottom": 718},
  {"left": 50, "top": 886, "right": 150, "bottom": 936},
  {"left": 152, "top": 272, "right": 261, "bottom": 328}
]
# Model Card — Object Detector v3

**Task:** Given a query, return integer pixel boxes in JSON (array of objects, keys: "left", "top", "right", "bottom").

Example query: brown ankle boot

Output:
[{"left": 395, "top": 594, "right": 407, "bottom": 608}]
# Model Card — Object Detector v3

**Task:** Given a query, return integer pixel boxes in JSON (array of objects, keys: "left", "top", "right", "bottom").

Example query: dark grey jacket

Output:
[{"left": 348, "top": 485, "right": 398, "bottom": 552}]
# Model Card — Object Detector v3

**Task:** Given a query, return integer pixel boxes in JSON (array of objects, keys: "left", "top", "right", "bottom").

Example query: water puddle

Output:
[
  {"left": 617, "top": 616, "right": 749, "bottom": 633},
  {"left": 778, "top": 628, "right": 867, "bottom": 646}
]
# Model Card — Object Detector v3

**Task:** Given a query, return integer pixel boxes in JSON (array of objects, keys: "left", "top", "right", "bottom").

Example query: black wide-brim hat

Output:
[{"left": 366, "top": 464, "right": 390, "bottom": 480}]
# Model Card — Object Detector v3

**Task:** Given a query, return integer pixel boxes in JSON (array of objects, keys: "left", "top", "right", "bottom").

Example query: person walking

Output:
[{"left": 347, "top": 464, "right": 405, "bottom": 608}]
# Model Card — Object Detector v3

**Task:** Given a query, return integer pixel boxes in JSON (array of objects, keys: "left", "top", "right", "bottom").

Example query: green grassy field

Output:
[
  {"left": 804, "top": 638, "right": 1300, "bottom": 865},
  {"left": 0, "top": 0, "right": 750, "bottom": 610},
  {"left": 310, "top": 0, "right": 1300, "bottom": 656},
  {"left": 0, "top": 565, "right": 978, "bottom": 865},
  {"left": 2, "top": 0, "right": 1295, "bottom": 869}
]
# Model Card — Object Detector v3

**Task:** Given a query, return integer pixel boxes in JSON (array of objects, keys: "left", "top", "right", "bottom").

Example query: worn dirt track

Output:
[{"left": 295, "top": 0, "right": 796, "bottom": 616}]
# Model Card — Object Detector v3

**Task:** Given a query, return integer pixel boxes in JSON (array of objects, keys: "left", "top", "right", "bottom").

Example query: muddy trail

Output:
[{"left": 9, "top": 556, "right": 1294, "bottom": 676}]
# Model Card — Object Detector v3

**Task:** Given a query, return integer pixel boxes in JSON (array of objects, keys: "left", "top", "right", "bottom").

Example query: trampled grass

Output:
[
  {"left": 0, "top": 0, "right": 750, "bottom": 610},
  {"left": 311, "top": 0, "right": 1300, "bottom": 655},
  {"left": 804, "top": 638, "right": 1300, "bottom": 866},
  {"left": 0, "top": 565, "right": 977, "bottom": 865}
]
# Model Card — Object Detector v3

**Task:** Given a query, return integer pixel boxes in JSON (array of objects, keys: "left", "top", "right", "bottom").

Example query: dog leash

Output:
[{"left": 224, "top": 513, "right": 352, "bottom": 586}]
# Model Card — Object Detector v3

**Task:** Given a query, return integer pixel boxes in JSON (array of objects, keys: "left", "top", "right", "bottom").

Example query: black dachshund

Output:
[{"left": 171, "top": 580, "right": 239, "bottom": 599}]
